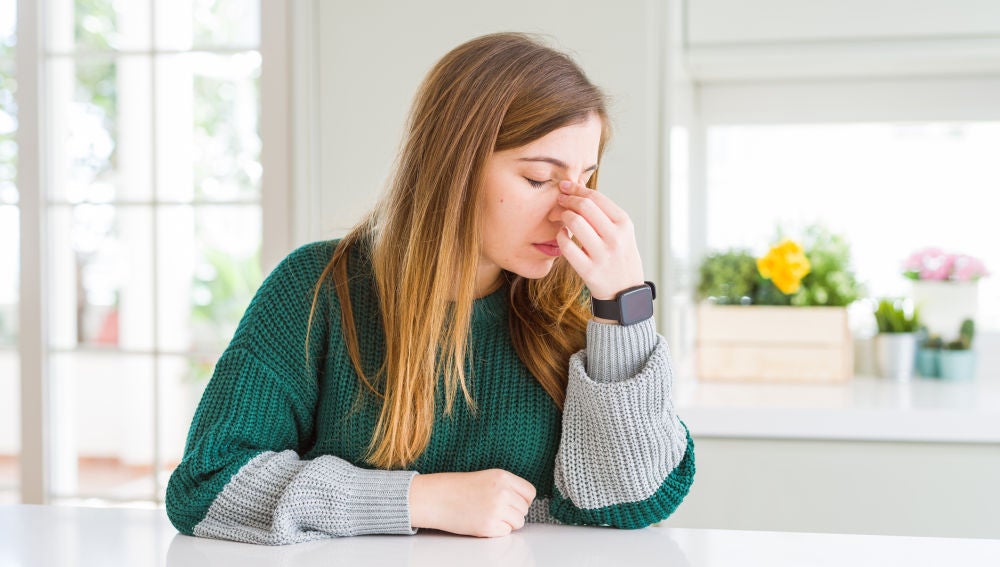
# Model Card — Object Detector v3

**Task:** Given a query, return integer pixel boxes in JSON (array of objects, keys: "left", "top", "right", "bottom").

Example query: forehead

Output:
[{"left": 501, "top": 114, "right": 603, "bottom": 165}]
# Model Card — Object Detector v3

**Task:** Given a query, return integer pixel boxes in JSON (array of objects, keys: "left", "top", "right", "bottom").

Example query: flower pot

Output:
[
  {"left": 696, "top": 304, "right": 853, "bottom": 383},
  {"left": 915, "top": 347, "right": 940, "bottom": 378},
  {"left": 939, "top": 350, "right": 977, "bottom": 380},
  {"left": 910, "top": 280, "right": 978, "bottom": 337},
  {"left": 874, "top": 332, "right": 919, "bottom": 381}
]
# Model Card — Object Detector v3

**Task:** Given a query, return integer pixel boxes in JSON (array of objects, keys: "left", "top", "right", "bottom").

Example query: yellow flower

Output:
[{"left": 757, "top": 239, "right": 811, "bottom": 294}]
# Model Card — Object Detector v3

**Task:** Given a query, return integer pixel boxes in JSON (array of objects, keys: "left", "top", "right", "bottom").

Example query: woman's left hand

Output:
[{"left": 555, "top": 180, "right": 646, "bottom": 300}]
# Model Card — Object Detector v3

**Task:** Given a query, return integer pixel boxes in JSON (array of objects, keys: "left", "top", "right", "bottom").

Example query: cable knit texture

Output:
[{"left": 165, "top": 239, "right": 695, "bottom": 544}]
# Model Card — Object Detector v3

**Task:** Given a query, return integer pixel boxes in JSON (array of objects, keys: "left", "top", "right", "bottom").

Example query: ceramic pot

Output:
[
  {"left": 875, "top": 332, "right": 919, "bottom": 381},
  {"left": 910, "top": 280, "right": 978, "bottom": 337},
  {"left": 939, "top": 350, "right": 977, "bottom": 380},
  {"left": 915, "top": 347, "right": 940, "bottom": 378}
]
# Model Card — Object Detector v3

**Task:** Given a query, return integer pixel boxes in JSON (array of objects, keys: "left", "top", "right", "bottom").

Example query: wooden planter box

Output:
[{"left": 696, "top": 304, "right": 854, "bottom": 383}]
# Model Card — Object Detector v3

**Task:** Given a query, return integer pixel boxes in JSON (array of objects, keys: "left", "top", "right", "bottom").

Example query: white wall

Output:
[{"left": 685, "top": 0, "right": 1000, "bottom": 81}]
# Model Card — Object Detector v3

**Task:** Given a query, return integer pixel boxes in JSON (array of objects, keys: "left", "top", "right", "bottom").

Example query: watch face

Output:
[{"left": 620, "top": 286, "right": 654, "bottom": 325}]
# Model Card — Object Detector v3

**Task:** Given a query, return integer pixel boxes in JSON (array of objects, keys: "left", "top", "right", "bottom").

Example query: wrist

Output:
[{"left": 409, "top": 474, "right": 431, "bottom": 529}]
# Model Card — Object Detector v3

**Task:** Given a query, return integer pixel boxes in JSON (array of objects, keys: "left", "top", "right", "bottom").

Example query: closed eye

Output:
[{"left": 524, "top": 177, "right": 548, "bottom": 189}]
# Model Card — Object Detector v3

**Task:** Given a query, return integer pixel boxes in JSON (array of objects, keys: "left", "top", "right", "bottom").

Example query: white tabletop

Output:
[
  {"left": 674, "top": 375, "right": 1000, "bottom": 443},
  {"left": 2, "top": 505, "right": 999, "bottom": 567}
]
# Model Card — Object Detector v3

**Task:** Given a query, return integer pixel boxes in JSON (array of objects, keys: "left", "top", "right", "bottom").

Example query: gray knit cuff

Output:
[
  {"left": 555, "top": 335, "right": 686, "bottom": 510},
  {"left": 586, "top": 317, "right": 658, "bottom": 383},
  {"left": 194, "top": 451, "right": 418, "bottom": 544}
]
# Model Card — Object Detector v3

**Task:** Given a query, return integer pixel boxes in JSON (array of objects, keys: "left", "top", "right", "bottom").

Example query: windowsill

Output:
[{"left": 674, "top": 373, "right": 1000, "bottom": 444}]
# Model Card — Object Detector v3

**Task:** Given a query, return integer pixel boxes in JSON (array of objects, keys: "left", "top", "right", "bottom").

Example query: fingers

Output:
[
  {"left": 560, "top": 209, "right": 604, "bottom": 259},
  {"left": 557, "top": 193, "right": 616, "bottom": 240},
  {"left": 505, "top": 472, "right": 537, "bottom": 506},
  {"left": 556, "top": 225, "right": 589, "bottom": 271},
  {"left": 505, "top": 503, "right": 527, "bottom": 530},
  {"left": 559, "top": 180, "right": 628, "bottom": 224}
]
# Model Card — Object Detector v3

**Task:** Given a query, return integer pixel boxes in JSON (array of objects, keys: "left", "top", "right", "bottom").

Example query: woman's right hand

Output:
[{"left": 409, "top": 469, "right": 537, "bottom": 537}]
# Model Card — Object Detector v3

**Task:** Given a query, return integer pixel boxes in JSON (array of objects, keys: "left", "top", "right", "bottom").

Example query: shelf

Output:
[{"left": 674, "top": 374, "right": 1000, "bottom": 443}]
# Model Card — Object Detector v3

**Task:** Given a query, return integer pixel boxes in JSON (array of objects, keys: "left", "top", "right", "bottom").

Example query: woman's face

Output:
[{"left": 478, "top": 113, "right": 603, "bottom": 287}]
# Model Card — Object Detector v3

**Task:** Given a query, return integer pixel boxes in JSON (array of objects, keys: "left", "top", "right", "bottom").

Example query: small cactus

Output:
[
  {"left": 923, "top": 334, "right": 943, "bottom": 349},
  {"left": 945, "top": 318, "right": 976, "bottom": 350}
]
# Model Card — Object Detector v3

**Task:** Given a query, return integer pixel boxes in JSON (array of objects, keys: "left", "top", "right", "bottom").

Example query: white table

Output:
[{"left": 2, "top": 505, "right": 998, "bottom": 566}]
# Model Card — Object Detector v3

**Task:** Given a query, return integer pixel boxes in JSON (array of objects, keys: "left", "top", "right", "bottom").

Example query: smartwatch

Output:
[{"left": 590, "top": 281, "right": 656, "bottom": 326}]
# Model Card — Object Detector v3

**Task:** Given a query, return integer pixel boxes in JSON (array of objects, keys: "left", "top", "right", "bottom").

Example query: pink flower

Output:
[
  {"left": 953, "top": 255, "right": 990, "bottom": 282},
  {"left": 902, "top": 248, "right": 989, "bottom": 282},
  {"left": 903, "top": 247, "right": 941, "bottom": 272}
]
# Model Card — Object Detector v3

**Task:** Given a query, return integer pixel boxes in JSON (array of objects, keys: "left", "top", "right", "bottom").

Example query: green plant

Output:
[
  {"left": 695, "top": 249, "right": 758, "bottom": 305},
  {"left": 923, "top": 334, "right": 944, "bottom": 349},
  {"left": 874, "top": 298, "right": 921, "bottom": 333},
  {"left": 788, "top": 225, "right": 864, "bottom": 307},
  {"left": 945, "top": 319, "right": 976, "bottom": 350},
  {"left": 695, "top": 223, "right": 865, "bottom": 307}
]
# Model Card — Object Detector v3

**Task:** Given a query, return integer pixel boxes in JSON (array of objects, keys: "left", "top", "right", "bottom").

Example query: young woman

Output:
[{"left": 166, "top": 32, "right": 694, "bottom": 544}]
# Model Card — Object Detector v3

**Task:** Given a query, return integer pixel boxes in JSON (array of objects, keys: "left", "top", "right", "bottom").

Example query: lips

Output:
[{"left": 533, "top": 240, "right": 561, "bottom": 257}]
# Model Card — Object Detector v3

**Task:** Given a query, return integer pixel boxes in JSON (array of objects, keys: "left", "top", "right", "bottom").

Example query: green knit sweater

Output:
[{"left": 165, "top": 239, "right": 694, "bottom": 544}]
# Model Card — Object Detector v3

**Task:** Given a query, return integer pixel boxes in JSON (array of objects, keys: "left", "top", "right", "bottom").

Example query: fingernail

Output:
[{"left": 559, "top": 180, "right": 572, "bottom": 191}]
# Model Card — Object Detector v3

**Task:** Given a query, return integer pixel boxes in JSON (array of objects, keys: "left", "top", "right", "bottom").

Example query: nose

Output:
[{"left": 547, "top": 188, "right": 566, "bottom": 223}]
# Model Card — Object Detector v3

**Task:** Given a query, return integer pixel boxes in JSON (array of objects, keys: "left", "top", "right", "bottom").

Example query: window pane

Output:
[
  {"left": 0, "top": 63, "right": 16, "bottom": 205},
  {"left": 0, "top": 0, "right": 15, "bottom": 503},
  {"left": 0, "top": 347, "right": 17, "bottom": 503},
  {"left": 48, "top": 57, "right": 153, "bottom": 203},
  {"left": 0, "top": 206, "right": 16, "bottom": 346},
  {"left": 0, "top": 212, "right": 16, "bottom": 503},
  {"left": 156, "top": 52, "right": 261, "bottom": 202},
  {"left": 705, "top": 123, "right": 1000, "bottom": 331},
  {"left": 50, "top": 352, "right": 155, "bottom": 502},
  {"left": 48, "top": 206, "right": 154, "bottom": 350},
  {"left": 157, "top": 205, "right": 261, "bottom": 353},
  {"left": 46, "top": 0, "right": 152, "bottom": 53},
  {"left": 157, "top": 354, "right": 210, "bottom": 498},
  {"left": 155, "top": 0, "right": 259, "bottom": 51},
  {"left": 0, "top": 0, "right": 14, "bottom": 60}
]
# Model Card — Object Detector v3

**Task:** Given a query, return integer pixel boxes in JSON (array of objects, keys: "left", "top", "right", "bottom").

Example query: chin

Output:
[{"left": 508, "top": 257, "right": 557, "bottom": 280}]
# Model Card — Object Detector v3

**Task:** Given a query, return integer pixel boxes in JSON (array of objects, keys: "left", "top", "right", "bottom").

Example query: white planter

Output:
[
  {"left": 874, "top": 332, "right": 919, "bottom": 381},
  {"left": 910, "top": 280, "right": 978, "bottom": 338}
]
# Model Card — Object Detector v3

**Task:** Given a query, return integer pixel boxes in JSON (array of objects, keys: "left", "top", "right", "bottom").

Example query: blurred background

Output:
[{"left": 2, "top": 0, "right": 998, "bottom": 539}]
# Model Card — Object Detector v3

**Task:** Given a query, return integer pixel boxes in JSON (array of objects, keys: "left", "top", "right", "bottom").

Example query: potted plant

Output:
[
  {"left": 695, "top": 224, "right": 864, "bottom": 383},
  {"left": 939, "top": 319, "right": 977, "bottom": 380},
  {"left": 696, "top": 249, "right": 758, "bottom": 305},
  {"left": 873, "top": 298, "right": 921, "bottom": 381},
  {"left": 915, "top": 332, "right": 943, "bottom": 378},
  {"left": 903, "top": 248, "right": 988, "bottom": 337}
]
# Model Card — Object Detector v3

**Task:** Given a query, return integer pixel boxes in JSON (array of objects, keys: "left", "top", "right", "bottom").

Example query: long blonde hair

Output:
[{"left": 308, "top": 33, "right": 610, "bottom": 468}]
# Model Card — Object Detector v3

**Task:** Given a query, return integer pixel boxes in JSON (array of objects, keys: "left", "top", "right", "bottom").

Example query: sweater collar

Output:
[{"left": 471, "top": 282, "right": 508, "bottom": 325}]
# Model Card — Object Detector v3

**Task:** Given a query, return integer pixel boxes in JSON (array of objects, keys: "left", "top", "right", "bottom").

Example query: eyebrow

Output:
[{"left": 518, "top": 156, "right": 598, "bottom": 173}]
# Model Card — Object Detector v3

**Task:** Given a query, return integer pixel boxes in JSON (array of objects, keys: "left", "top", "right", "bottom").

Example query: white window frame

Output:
[{"left": 15, "top": 0, "right": 290, "bottom": 505}]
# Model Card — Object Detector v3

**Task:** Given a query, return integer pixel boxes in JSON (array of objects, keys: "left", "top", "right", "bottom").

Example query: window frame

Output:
[{"left": 15, "top": 0, "right": 289, "bottom": 505}]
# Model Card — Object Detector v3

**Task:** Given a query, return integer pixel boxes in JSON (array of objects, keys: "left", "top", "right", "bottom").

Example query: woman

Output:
[{"left": 166, "top": 32, "right": 694, "bottom": 544}]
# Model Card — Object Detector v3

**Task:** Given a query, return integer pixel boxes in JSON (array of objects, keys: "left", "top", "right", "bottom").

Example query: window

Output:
[
  {"left": 704, "top": 122, "right": 1000, "bottom": 333},
  {"left": 13, "top": 0, "right": 265, "bottom": 505},
  {"left": 0, "top": 0, "right": 18, "bottom": 504}
]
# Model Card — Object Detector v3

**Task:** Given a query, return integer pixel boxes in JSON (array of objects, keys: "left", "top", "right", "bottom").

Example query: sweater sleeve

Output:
[
  {"left": 165, "top": 242, "right": 418, "bottom": 544},
  {"left": 547, "top": 318, "right": 695, "bottom": 529}
]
